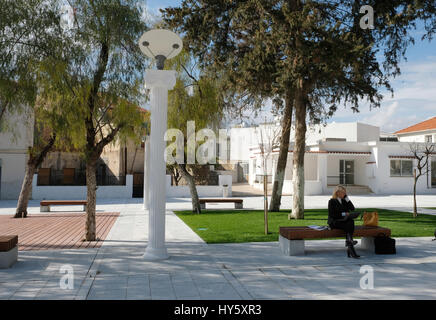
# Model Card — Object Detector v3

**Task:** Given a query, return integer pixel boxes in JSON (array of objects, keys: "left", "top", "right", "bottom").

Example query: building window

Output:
[
  {"left": 425, "top": 135, "right": 432, "bottom": 143},
  {"left": 380, "top": 137, "right": 398, "bottom": 142},
  {"left": 390, "top": 160, "right": 413, "bottom": 177}
]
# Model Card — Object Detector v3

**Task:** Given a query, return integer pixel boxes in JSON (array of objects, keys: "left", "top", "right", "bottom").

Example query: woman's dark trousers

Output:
[{"left": 329, "top": 219, "right": 355, "bottom": 245}]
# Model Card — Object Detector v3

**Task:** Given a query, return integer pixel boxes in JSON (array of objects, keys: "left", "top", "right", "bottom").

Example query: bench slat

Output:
[
  {"left": 280, "top": 226, "right": 391, "bottom": 240},
  {"left": 0, "top": 235, "right": 18, "bottom": 252},
  {"left": 40, "top": 200, "right": 87, "bottom": 206},
  {"left": 199, "top": 199, "right": 243, "bottom": 203}
]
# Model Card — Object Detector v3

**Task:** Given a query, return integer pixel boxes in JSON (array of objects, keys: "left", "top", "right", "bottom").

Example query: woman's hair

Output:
[{"left": 332, "top": 185, "right": 347, "bottom": 199}]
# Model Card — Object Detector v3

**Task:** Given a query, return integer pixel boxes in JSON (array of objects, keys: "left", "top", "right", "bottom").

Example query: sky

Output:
[{"left": 146, "top": 0, "right": 436, "bottom": 134}]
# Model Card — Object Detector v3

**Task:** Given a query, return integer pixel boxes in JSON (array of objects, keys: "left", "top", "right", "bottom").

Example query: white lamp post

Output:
[
  {"left": 139, "top": 29, "right": 182, "bottom": 260},
  {"left": 143, "top": 135, "right": 150, "bottom": 210}
]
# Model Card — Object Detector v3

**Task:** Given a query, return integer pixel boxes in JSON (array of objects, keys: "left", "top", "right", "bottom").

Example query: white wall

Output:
[
  {"left": 305, "top": 122, "right": 357, "bottom": 144},
  {"left": 31, "top": 174, "right": 133, "bottom": 200},
  {"left": 356, "top": 123, "right": 380, "bottom": 142},
  {"left": 230, "top": 123, "right": 282, "bottom": 162},
  {"left": 0, "top": 154, "right": 27, "bottom": 199},
  {"left": 229, "top": 127, "right": 258, "bottom": 162},
  {"left": 372, "top": 143, "right": 435, "bottom": 195},
  {"left": 0, "top": 107, "right": 34, "bottom": 151},
  {"left": 166, "top": 175, "right": 233, "bottom": 198},
  {"left": 270, "top": 152, "right": 318, "bottom": 182},
  {"left": 397, "top": 130, "right": 436, "bottom": 143},
  {"left": 215, "top": 169, "right": 237, "bottom": 183},
  {"left": 305, "top": 122, "right": 379, "bottom": 144},
  {"left": 326, "top": 155, "right": 370, "bottom": 186},
  {"left": 281, "top": 180, "right": 323, "bottom": 196},
  {"left": 252, "top": 153, "right": 322, "bottom": 195},
  {"left": 0, "top": 107, "right": 34, "bottom": 199}
]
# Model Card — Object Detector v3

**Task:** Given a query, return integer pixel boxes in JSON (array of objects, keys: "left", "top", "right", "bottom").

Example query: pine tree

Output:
[{"left": 162, "top": 0, "right": 436, "bottom": 219}]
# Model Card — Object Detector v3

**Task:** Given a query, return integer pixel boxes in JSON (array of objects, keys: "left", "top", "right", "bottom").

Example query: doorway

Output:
[
  {"left": 132, "top": 173, "right": 144, "bottom": 198},
  {"left": 339, "top": 160, "right": 355, "bottom": 185}
]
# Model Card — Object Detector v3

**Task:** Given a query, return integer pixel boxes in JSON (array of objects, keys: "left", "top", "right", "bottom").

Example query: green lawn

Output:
[{"left": 175, "top": 209, "right": 436, "bottom": 244}]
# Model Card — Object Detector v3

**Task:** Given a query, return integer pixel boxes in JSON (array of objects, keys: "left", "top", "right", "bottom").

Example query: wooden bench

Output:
[
  {"left": 199, "top": 198, "right": 243, "bottom": 209},
  {"left": 279, "top": 225, "right": 392, "bottom": 256},
  {"left": 0, "top": 235, "right": 18, "bottom": 268},
  {"left": 40, "top": 200, "right": 88, "bottom": 212}
]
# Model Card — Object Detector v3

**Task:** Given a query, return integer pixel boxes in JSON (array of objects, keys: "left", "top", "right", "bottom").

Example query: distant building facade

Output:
[
  {"left": 0, "top": 107, "right": 34, "bottom": 199},
  {"left": 239, "top": 119, "right": 436, "bottom": 195},
  {"left": 1, "top": 107, "right": 435, "bottom": 199}
]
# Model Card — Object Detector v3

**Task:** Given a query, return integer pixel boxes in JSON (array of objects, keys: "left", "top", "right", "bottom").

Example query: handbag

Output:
[
  {"left": 362, "top": 211, "right": 379, "bottom": 227},
  {"left": 374, "top": 234, "right": 396, "bottom": 254}
]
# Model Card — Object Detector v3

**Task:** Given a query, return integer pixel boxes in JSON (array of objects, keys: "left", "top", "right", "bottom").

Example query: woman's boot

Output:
[
  {"left": 345, "top": 233, "right": 358, "bottom": 247},
  {"left": 347, "top": 245, "right": 360, "bottom": 258}
]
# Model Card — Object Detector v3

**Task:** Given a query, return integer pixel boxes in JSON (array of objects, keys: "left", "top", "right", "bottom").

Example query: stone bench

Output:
[
  {"left": 279, "top": 225, "right": 392, "bottom": 256},
  {"left": 199, "top": 198, "right": 243, "bottom": 209},
  {"left": 0, "top": 235, "right": 18, "bottom": 268},
  {"left": 40, "top": 200, "right": 87, "bottom": 212}
]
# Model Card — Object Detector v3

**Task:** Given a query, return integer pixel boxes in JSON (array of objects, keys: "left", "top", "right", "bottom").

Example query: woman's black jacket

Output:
[{"left": 328, "top": 198, "right": 355, "bottom": 226}]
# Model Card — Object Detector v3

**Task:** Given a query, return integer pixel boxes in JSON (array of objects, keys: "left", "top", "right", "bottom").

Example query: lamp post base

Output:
[{"left": 143, "top": 246, "right": 169, "bottom": 261}]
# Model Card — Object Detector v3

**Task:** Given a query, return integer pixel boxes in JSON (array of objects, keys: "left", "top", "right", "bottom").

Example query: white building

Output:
[
  {"left": 395, "top": 116, "right": 436, "bottom": 143},
  {"left": 0, "top": 108, "right": 34, "bottom": 199},
  {"left": 240, "top": 119, "right": 436, "bottom": 195}
]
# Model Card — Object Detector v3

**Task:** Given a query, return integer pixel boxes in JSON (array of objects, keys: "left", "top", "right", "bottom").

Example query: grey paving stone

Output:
[
  {"left": 11, "top": 289, "right": 40, "bottom": 300},
  {"left": 150, "top": 288, "right": 176, "bottom": 300},
  {"left": 149, "top": 273, "right": 171, "bottom": 284},
  {"left": 294, "top": 277, "right": 337, "bottom": 294},
  {"left": 229, "top": 269, "right": 270, "bottom": 282},
  {"left": 241, "top": 281, "right": 289, "bottom": 299},
  {"left": 126, "top": 286, "right": 152, "bottom": 300},
  {"left": 196, "top": 282, "right": 242, "bottom": 300},
  {"left": 173, "top": 281, "right": 200, "bottom": 298},
  {"left": 220, "top": 270, "right": 253, "bottom": 300},
  {"left": 87, "top": 288, "right": 126, "bottom": 300},
  {"left": 128, "top": 274, "right": 149, "bottom": 285},
  {"left": 190, "top": 271, "right": 228, "bottom": 284},
  {"left": 36, "top": 288, "right": 78, "bottom": 300},
  {"left": 127, "top": 283, "right": 151, "bottom": 294},
  {"left": 19, "top": 280, "right": 48, "bottom": 291},
  {"left": 1, "top": 200, "right": 436, "bottom": 300},
  {"left": 170, "top": 272, "right": 193, "bottom": 283},
  {"left": 0, "top": 280, "right": 24, "bottom": 296}
]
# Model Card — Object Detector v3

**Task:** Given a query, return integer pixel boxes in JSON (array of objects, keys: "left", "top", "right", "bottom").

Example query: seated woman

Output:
[{"left": 328, "top": 185, "right": 360, "bottom": 259}]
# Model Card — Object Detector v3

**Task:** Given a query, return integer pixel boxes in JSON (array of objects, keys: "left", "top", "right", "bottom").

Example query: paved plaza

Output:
[{"left": 0, "top": 195, "right": 435, "bottom": 300}]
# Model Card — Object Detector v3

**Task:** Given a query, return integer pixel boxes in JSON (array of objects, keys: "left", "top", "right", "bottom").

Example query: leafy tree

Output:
[
  {"left": 163, "top": 1, "right": 294, "bottom": 213},
  {"left": 162, "top": 0, "right": 436, "bottom": 219},
  {"left": 409, "top": 142, "right": 435, "bottom": 218},
  {"left": 46, "top": 0, "right": 148, "bottom": 240},
  {"left": 0, "top": 0, "right": 62, "bottom": 130},
  {"left": 14, "top": 91, "right": 72, "bottom": 218},
  {"left": 166, "top": 50, "right": 224, "bottom": 213},
  {"left": 254, "top": 122, "right": 281, "bottom": 234},
  {"left": 3, "top": 1, "right": 80, "bottom": 218}
]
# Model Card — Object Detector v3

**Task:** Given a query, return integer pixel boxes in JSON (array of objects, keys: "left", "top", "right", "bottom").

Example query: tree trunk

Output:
[
  {"left": 85, "top": 160, "right": 98, "bottom": 241},
  {"left": 413, "top": 169, "right": 418, "bottom": 218},
  {"left": 291, "top": 89, "right": 306, "bottom": 219},
  {"left": 264, "top": 174, "right": 268, "bottom": 234},
  {"left": 178, "top": 163, "right": 201, "bottom": 214},
  {"left": 14, "top": 163, "right": 37, "bottom": 218},
  {"left": 14, "top": 135, "right": 56, "bottom": 218},
  {"left": 269, "top": 91, "right": 293, "bottom": 212}
]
